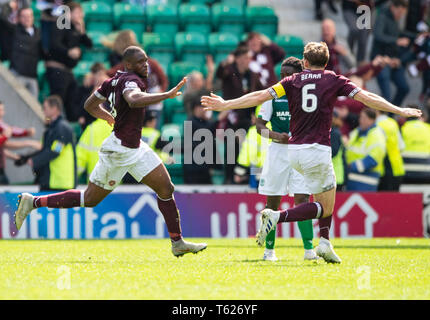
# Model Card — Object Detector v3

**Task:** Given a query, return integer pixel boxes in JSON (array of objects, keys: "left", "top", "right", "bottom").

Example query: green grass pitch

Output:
[{"left": 0, "top": 238, "right": 429, "bottom": 300}]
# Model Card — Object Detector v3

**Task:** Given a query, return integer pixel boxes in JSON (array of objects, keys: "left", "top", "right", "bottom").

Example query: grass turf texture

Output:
[{"left": 0, "top": 238, "right": 429, "bottom": 300}]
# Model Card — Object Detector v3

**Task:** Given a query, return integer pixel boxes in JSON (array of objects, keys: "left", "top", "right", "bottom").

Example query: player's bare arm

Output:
[
  {"left": 84, "top": 93, "right": 115, "bottom": 126},
  {"left": 124, "top": 77, "right": 187, "bottom": 108},
  {"left": 255, "top": 118, "right": 289, "bottom": 144},
  {"left": 353, "top": 90, "right": 422, "bottom": 118},
  {"left": 201, "top": 90, "right": 272, "bottom": 112}
]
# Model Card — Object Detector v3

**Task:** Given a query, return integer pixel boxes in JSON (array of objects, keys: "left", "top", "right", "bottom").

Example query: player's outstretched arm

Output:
[
  {"left": 124, "top": 77, "right": 187, "bottom": 108},
  {"left": 353, "top": 90, "right": 422, "bottom": 118},
  {"left": 84, "top": 94, "right": 115, "bottom": 126},
  {"left": 201, "top": 90, "right": 273, "bottom": 112}
]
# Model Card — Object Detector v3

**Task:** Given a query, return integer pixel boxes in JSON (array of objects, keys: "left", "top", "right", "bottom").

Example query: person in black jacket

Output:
[
  {"left": 17, "top": 95, "right": 77, "bottom": 191},
  {"left": 45, "top": 1, "right": 92, "bottom": 122},
  {"left": 1, "top": 7, "right": 44, "bottom": 98}
]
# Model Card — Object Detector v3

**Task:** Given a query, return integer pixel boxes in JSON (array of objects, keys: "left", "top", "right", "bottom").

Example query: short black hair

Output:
[
  {"left": 391, "top": 0, "right": 408, "bottom": 8},
  {"left": 363, "top": 108, "right": 377, "bottom": 120},
  {"left": 122, "top": 46, "right": 144, "bottom": 63},
  {"left": 281, "top": 57, "right": 303, "bottom": 75},
  {"left": 44, "top": 95, "right": 63, "bottom": 112}
]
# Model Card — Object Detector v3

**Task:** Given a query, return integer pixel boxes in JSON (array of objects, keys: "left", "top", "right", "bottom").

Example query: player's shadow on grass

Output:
[{"left": 239, "top": 259, "right": 324, "bottom": 267}]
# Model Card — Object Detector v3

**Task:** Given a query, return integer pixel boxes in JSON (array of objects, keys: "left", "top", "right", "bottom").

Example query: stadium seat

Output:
[
  {"left": 113, "top": 3, "right": 146, "bottom": 36},
  {"left": 208, "top": 32, "right": 239, "bottom": 64},
  {"left": 178, "top": 3, "right": 211, "bottom": 35},
  {"left": 174, "top": 32, "right": 208, "bottom": 65},
  {"left": 163, "top": 96, "right": 184, "bottom": 123},
  {"left": 274, "top": 62, "right": 282, "bottom": 81},
  {"left": 168, "top": 61, "right": 204, "bottom": 89},
  {"left": 245, "top": 6, "right": 278, "bottom": 38},
  {"left": 73, "top": 61, "right": 93, "bottom": 83},
  {"left": 187, "top": 0, "right": 215, "bottom": 5},
  {"left": 146, "top": 4, "right": 179, "bottom": 34},
  {"left": 221, "top": 0, "right": 247, "bottom": 8},
  {"left": 31, "top": 1, "right": 41, "bottom": 28},
  {"left": 81, "top": 1, "right": 113, "bottom": 33},
  {"left": 142, "top": 32, "right": 175, "bottom": 67},
  {"left": 82, "top": 31, "right": 109, "bottom": 62},
  {"left": 172, "top": 112, "right": 188, "bottom": 128},
  {"left": 274, "top": 34, "right": 304, "bottom": 59},
  {"left": 211, "top": 3, "right": 244, "bottom": 35}
]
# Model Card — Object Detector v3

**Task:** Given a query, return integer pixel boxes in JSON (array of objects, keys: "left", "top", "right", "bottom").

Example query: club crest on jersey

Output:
[{"left": 109, "top": 180, "right": 116, "bottom": 187}]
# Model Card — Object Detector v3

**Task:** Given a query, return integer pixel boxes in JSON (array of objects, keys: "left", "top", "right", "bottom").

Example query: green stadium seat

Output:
[
  {"left": 146, "top": 4, "right": 179, "bottom": 34},
  {"left": 73, "top": 60, "right": 93, "bottom": 83},
  {"left": 82, "top": 31, "right": 109, "bottom": 62},
  {"left": 31, "top": 1, "right": 41, "bottom": 28},
  {"left": 274, "top": 34, "right": 304, "bottom": 59},
  {"left": 142, "top": 32, "right": 175, "bottom": 67},
  {"left": 174, "top": 32, "right": 208, "bottom": 65},
  {"left": 208, "top": 32, "right": 239, "bottom": 64},
  {"left": 172, "top": 112, "right": 188, "bottom": 127},
  {"left": 274, "top": 62, "right": 282, "bottom": 81},
  {"left": 188, "top": 0, "right": 215, "bottom": 5},
  {"left": 221, "top": 0, "right": 247, "bottom": 8},
  {"left": 113, "top": 3, "right": 146, "bottom": 37},
  {"left": 178, "top": 3, "right": 211, "bottom": 35},
  {"left": 82, "top": 1, "right": 113, "bottom": 33},
  {"left": 246, "top": 6, "right": 278, "bottom": 38},
  {"left": 212, "top": 3, "right": 244, "bottom": 35},
  {"left": 168, "top": 61, "right": 203, "bottom": 89},
  {"left": 163, "top": 96, "right": 184, "bottom": 123}
]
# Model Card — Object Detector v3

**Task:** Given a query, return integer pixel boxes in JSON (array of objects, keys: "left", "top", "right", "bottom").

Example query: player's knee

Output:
[{"left": 157, "top": 181, "right": 175, "bottom": 199}]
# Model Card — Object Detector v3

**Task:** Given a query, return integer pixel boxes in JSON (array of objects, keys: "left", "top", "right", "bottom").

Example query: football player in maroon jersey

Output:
[{"left": 202, "top": 42, "right": 421, "bottom": 263}]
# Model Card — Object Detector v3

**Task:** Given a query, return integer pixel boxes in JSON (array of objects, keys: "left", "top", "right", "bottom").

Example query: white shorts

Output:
[
  {"left": 89, "top": 133, "right": 162, "bottom": 190},
  {"left": 258, "top": 143, "right": 310, "bottom": 196},
  {"left": 287, "top": 144, "right": 336, "bottom": 194}
]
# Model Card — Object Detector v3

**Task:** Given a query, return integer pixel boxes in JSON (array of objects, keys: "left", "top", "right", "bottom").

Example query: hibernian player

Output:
[
  {"left": 257, "top": 57, "right": 318, "bottom": 262},
  {"left": 202, "top": 41, "right": 421, "bottom": 263}
]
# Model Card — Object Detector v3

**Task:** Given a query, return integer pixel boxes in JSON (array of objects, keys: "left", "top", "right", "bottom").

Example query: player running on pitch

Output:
[
  {"left": 15, "top": 46, "right": 207, "bottom": 257},
  {"left": 257, "top": 57, "right": 318, "bottom": 262},
  {"left": 202, "top": 42, "right": 421, "bottom": 263}
]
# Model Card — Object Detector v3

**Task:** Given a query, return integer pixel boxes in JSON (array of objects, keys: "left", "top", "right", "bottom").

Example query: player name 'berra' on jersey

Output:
[{"left": 300, "top": 73, "right": 322, "bottom": 81}]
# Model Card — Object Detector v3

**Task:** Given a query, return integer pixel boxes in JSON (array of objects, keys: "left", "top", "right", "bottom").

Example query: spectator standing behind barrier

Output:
[
  {"left": 0, "top": 7, "right": 44, "bottom": 98},
  {"left": 342, "top": 0, "right": 373, "bottom": 65},
  {"left": 0, "top": 0, "right": 29, "bottom": 61},
  {"left": 45, "top": 1, "right": 92, "bottom": 122},
  {"left": 321, "top": 18, "right": 356, "bottom": 74},
  {"left": 401, "top": 106, "right": 430, "bottom": 183},
  {"left": 346, "top": 108, "right": 387, "bottom": 191},
  {"left": 370, "top": 0, "right": 411, "bottom": 106},
  {"left": 246, "top": 32, "right": 286, "bottom": 88},
  {"left": 183, "top": 99, "right": 222, "bottom": 185},
  {"left": 0, "top": 101, "right": 41, "bottom": 184},
  {"left": 74, "top": 62, "right": 109, "bottom": 130},
  {"left": 17, "top": 95, "right": 77, "bottom": 191},
  {"left": 215, "top": 46, "right": 265, "bottom": 184},
  {"left": 375, "top": 109, "right": 405, "bottom": 190},
  {"left": 183, "top": 56, "right": 215, "bottom": 117},
  {"left": 105, "top": 30, "right": 169, "bottom": 129}
]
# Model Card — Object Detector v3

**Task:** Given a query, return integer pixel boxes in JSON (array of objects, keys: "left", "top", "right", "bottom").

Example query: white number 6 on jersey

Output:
[{"left": 302, "top": 84, "right": 317, "bottom": 112}]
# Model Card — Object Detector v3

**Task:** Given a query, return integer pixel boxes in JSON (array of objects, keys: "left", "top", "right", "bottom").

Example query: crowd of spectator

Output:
[{"left": 0, "top": 0, "right": 429, "bottom": 189}]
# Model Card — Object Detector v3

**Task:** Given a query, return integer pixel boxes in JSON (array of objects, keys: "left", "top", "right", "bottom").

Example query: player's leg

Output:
[
  {"left": 138, "top": 162, "right": 207, "bottom": 257},
  {"left": 312, "top": 187, "right": 341, "bottom": 263},
  {"left": 294, "top": 194, "right": 319, "bottom": 260},
  {"left": 263, "top": 195, "right": 281, "bottom": 261},
  {"left": 14, "top": 182, "right": 111, "bottom": 230}
]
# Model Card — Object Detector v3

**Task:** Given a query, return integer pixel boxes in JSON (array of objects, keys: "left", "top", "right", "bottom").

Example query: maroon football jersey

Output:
[
  {"left": 95, "top": 71, "right": 147, "bottom": 148},
  {"left": 268, "top": 69, "right": 361, "bottom": 147}
]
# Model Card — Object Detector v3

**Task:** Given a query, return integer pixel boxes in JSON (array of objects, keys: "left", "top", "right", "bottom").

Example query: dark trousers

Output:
[
  {"left": 376, "top": 66, "right": 410, "bottom": 107},
  {"left": 46, "top": 67, "right": 79, "bottom": 121}
]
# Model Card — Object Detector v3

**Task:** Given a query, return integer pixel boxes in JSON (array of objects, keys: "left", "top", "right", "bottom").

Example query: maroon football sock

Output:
[
  {"left": 33, "top": 190, "right": 81, "bottom": 208},
  {"left": 157, "top": 196, "right": 182, "bottom": 241},
  {"left": 319, "top": 215, "right": 332, "bottom": 240},
  {"left": 278, "top": 202, "right": 323, "bottom": 223}
]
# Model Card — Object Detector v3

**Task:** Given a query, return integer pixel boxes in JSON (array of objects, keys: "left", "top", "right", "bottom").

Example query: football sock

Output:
[
  {"left": 157, "top": 195, "right": 182, "bottom": 242},
  {"left": 33, "top": 190, "right": 81, "bottom": 208},
  {"left": 297, "top": 220, "right": 314, "bottom": 250},
  {"left": 319, "top": 215, "right": 332, "bottom": 240},
  {"left": 278, "top": 202, "right": 323, "bottom": 222},
  {"left": 265, "top": 227, "right": 276, "bottom": 250}
]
